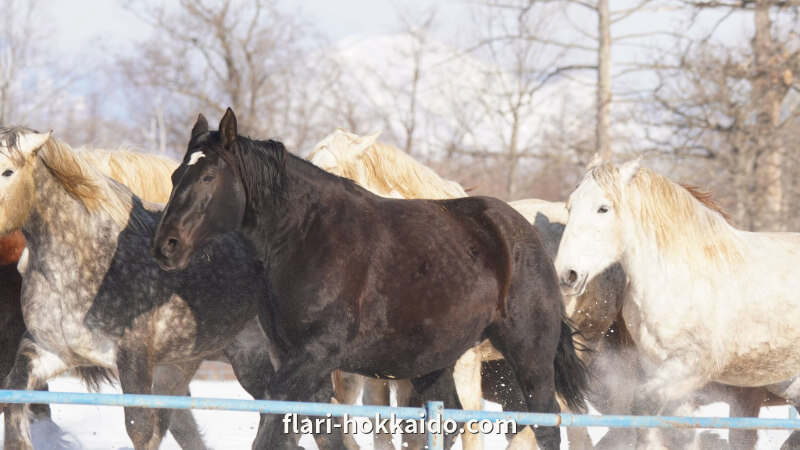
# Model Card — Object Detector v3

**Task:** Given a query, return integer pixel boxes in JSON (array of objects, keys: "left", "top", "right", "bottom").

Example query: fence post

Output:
[{"left": 426, "top": 401, "right": 444, "bottom": 450}]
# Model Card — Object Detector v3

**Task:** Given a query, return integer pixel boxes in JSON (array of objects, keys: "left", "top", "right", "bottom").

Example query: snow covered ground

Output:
[{"left": 0, "top": 376, "right": 795, "bottom": 449}]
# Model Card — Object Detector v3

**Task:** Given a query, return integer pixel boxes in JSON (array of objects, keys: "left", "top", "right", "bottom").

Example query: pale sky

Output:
[
  {"left": 45, "top": 0, "right": 752, "bottom": 71},
  {"left": 47, "top": 0, "right": 465, "bottom": 50},
  {"left": 37, "top": 0, "right": 758, "bottom": 132}
]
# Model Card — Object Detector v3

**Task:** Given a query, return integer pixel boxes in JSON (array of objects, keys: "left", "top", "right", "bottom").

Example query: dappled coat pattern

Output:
[{"left": 0, "top": 127, "right": 272, "bottom": 450}]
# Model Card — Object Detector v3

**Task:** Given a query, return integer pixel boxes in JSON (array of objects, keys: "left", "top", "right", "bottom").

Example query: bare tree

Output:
[
  {"left": 444, "top": 0, "right": 599, "bottom": 199},
  {"left": 0, "top": 0, "right": 135, "bottom": 148},
  {"left": 432, "top": 0, "right": 666, "bottom": 200},
  {"left": 596, "top": 0, "right": 613, "bottom": 159},
  {"left": 647, "top": 0, "right": 800, "bottom": 230},
  {"left": 394, "top": 11, "right": 437, "bottom": 156},
  {"left": 117, "top": 0, "right": 330, "bottom": 153}
]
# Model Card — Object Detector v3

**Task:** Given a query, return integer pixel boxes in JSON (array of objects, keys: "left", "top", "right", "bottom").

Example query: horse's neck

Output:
[
  {"left": 23, "top": 165, "right": 122, "bottom": 272},
  {"left": 242, "top": 157, "right": 366, "bottom": 254},
  {"left": 619, "top": 215, "right": 738, "bottom": 312}
]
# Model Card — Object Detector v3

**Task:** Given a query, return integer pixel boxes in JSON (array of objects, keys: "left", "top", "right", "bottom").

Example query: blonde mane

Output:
[
  {"left": 79, "top": 148, "right": 177, "bottom": 204},
  {"left": 592, "top": 163, "right": 742, "bottom": 265},
  {"left": 311, "top": 129, "right": 467, "bottom": 200},
  {"left": 36, "top": 138, "right": 175, "bottom": 229}
]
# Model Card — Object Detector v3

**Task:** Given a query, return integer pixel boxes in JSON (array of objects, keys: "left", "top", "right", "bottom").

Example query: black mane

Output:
[
  {"left": 204, "top": 132, "right": 289, "bottom": 207},
  {"left": 204, "top": 131, "right": 364, "bottom": 209}
]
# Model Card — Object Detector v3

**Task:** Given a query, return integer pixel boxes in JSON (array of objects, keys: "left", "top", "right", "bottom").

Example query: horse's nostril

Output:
[
  {"left": 162, "top": 238, "right": 180, "bottom": 257},
  {"left": 567, "top": 270, "right": 578, "bottom": 285}
]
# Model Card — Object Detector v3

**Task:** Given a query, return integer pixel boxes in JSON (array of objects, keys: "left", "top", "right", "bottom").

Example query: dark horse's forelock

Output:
[{"left": 207, "top": 132, "right": 289, "bottom": 207}]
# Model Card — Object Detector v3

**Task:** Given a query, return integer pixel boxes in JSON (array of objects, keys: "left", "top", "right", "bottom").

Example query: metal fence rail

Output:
[{"left": 2, "top": 389, "right": 800, "bottom": 449}]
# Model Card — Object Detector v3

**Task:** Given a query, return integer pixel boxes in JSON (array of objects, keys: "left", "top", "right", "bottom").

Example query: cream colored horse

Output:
[
  {"left": 556, "top": 156, "right": 800, "bottom": 449},
  {"left": 309, "top": 129, "right": 629, "bottom": 449},
  {"left": 79, "top": 148, "right": 178, "bottom": 204}
]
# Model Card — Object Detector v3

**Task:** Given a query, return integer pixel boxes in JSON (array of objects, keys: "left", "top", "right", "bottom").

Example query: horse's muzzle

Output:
[
  {"left": 152, "top": 235, "right": 191, "bottom": 271},
  {"left": 559, "top": 269, "right": 588, "bottom": 297}
]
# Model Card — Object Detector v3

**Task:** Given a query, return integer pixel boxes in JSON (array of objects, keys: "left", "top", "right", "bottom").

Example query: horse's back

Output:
[
  {"left": 437, "top": 196, "right": 560, "bottom": 307},
  {"left": 444, "top": 196, "right": 552, "bottom": 260}
]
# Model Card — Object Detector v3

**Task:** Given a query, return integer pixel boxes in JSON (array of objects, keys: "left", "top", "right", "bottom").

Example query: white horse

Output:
[{"left": 555, "top": 156, "right": 800, "bottom": 449}]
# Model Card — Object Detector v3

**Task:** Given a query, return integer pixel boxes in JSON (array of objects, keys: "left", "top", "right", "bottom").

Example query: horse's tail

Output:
[
  {"left": 76, "top": 366, "right": 117, "bottom": 392},
  {"left": 554, "top": 317, "right": 590, "bottom": 413}
]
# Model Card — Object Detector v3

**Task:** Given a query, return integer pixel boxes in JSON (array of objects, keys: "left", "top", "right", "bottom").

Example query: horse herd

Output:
[{"left": 0, "top": 109, "right": 798, "bottom": 450}]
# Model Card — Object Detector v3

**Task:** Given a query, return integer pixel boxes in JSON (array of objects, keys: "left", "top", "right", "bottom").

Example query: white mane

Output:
[
  {"left": 309, "top": 129, "right": 467, "bottom": 200},
  {"left": 591, "top": 162, "right": 743, "bottom": 270}
]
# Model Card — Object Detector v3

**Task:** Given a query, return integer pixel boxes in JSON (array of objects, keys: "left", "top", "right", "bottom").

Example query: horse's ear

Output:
[
  {"left": 619, "top": 155, "right": 642, "bottom": 184},
  {"left": 586, "top": 153, "right": 604, "bottom": 171},
  {"left": 219, "top": 107, "right": 238, "bottom": 149},
  {"left": 18, "top": 130, "right": 52, "bottom": 157},
  {"left": 362, "top": 131, "right": 381, "bottom": 147},
  {"left": 191, "top": 114, "right": 209, "bottom": 139},
  {"left": 355, "top": 130, "right": 381, "bottom": 154}
]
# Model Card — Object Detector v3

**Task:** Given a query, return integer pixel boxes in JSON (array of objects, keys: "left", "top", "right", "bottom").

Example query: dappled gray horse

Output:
[{"left": 0, "top": 127, "right": 274, "bottom": 450}]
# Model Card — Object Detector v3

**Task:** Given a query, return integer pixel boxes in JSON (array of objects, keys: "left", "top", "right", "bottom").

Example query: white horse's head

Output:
[
  {"left": 554, "top": 156, "right": 641, "bottom": 296},
  {"left": 308, "top": 128, "right": 381, "bottom": 173},
  {"left": 0, "top": 127, "right": 51, "bottom": 235}
]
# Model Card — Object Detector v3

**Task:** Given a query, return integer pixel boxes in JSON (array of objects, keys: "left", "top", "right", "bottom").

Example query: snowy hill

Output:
[{"left": 316, "top": 32, "right": 600, "bottom": 160}]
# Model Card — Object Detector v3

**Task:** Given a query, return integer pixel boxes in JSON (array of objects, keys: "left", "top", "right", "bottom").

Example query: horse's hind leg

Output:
[
  {"left": 152, "top": 361, "right": 207, "bottom": 450},
  {"left": 483, "top": 302, "right": 563, "bottom": 450},
  {"left": 481, "top": 358, "right": 533, "bottom": 446},
  {"left": 453, "top": 347, "right": 484, "bottom": 450},
  {"left": 2, "top": 334, "right": 70, "bottom": 450},
  {"left": 401, "top": 367, "right": 463, "bottom": 450},
  {"left": 117, "top": 348, "right": 193, "bottom": 450}
]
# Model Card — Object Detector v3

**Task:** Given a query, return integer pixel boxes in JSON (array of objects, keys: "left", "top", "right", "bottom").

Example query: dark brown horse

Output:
[
  {"left": 151, "top": 109, "right": 590, "bottom": 450},
  {"left": 0, "top": 232, "right": 28, "bottom": 410},
  {"left": 0, "top": 232, "right": 25, "bottom": 377}
]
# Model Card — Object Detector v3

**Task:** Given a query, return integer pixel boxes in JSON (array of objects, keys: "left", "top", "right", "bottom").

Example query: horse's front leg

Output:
[
  {"left": 633, "top": 356, "right": 708, "bottom": 450},
  {"left": 2, "top": 333, "right": 70, "bottom": 450},
  {"left": 720, "top": 386, "right": 763, "bottom": 450},
  {"left": 223, "top": 325, "right": 275, "bottom": 401},
  {"left": 253, "top": 356, "right": 344, "bottom": 450},
  {"left": 116, "top": 347, "right": 163, "bottom": 450},
  {"left": 153, "top": 360, "right": 206, "bottom": 450},
  {"left": 403, "top": 367, "right": 464, "bottom": 450},
  {"left": 764, "top": 378, "right": 800, "bottom": 450}
]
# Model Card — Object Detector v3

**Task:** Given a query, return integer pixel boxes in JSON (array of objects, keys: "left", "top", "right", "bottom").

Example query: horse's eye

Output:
[
  {"left": 597, "top": 206, "right": 609, "bottom": 214},
  {"left": 203, "top": 175, "right": 215, "bottom": 183},
  {"left": 2, "top": 169, "right": 13, "bottom": 177}
]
